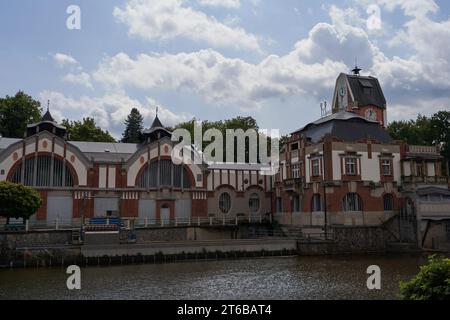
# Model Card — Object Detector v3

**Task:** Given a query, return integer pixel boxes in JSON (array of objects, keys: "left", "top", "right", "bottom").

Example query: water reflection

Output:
[{"left": 0, "top": 254, "right": 426, "bottom": 300}]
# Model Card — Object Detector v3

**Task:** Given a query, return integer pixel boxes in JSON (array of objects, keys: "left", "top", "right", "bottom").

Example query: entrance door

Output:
[
  {"left": 161, "top": 205, "right": 170, "bottom": 224},
  {"left": 47, "top": 196, "right": 73, "bottom": 227}
]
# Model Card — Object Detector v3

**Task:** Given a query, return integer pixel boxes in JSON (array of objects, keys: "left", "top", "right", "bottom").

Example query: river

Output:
[{"left": 0, "top": 254, "right": 426, "bottom": 300}]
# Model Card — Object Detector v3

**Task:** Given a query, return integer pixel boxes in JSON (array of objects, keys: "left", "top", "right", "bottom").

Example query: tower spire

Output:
[{"left": 352, "top": 58, "right": 362, "bottom": 76}]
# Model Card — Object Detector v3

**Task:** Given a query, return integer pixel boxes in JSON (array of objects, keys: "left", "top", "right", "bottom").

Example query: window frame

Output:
[
  {"left": 219, "top": 192, "right": 232, "bottom": 214},
  {"left": 344, "top": 157, "right": 357, "bottom": 176}
]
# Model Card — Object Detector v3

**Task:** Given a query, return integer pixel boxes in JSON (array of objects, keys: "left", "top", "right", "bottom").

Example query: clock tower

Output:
[{"left": 331, "top": 67, "right": 387, "bottom": 127}]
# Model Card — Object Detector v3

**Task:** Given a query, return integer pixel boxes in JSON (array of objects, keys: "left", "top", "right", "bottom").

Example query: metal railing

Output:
[
  {"left": 0, "top": 215, "right": 272, "bottom": 232},
  {"left": 402, "top": 175, "right": 449, "bottom": 185}
]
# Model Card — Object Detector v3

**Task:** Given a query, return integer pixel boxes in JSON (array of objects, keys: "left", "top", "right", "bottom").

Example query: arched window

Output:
[
  {"left": 383, "top": 194, "right": 394, "bottom": 211},
  {"left": 311, "top": 194, "right": 322, "bottom": 212},
  {"left": 249, "top": 193, "right": 260, "bottom": 213},
  {"left": 219, "top": 192, "right": 231, "bottom": 214},
  {"left": 10, "top": 156, "right": 74, "bottom": 187},
  {"left": 342, "top": 193, "right": 363, "bottom": 212},
  {"left": 138, "top": 160, "right": 191, "bottom": 189}
]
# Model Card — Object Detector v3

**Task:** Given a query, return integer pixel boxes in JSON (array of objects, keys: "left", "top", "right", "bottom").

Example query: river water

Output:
[{"left": 0, "top": 254, "right": 426, "bottom": 300}]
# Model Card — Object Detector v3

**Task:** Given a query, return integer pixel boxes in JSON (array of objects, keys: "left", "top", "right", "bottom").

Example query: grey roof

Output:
[
  {"left": 68, "top": 141, "right": 138, "bottom": 163},
  {"left": 347, "top": 75, "right": 386, "bottom": 109},
  {"left": 0, "top": 137, "right": 22, "bottom": 150},
  {"left": 151, "top": 115, "right": 163, "bottom": 128},
  {"left": 27, "top": 120, "right": 66, "bottom": 130},
  {"left": 292, "top": 111, "right": 392, "bottom": 143}
]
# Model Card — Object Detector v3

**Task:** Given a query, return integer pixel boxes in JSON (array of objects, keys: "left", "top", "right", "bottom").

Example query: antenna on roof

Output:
[
  {"left": 47, "top": 100, "right": 50, "bottom": 112},
  {"left": 320, "top": 101, "right": 329, "bottom": 118},
  {"left": 352, "top": 58, "right": 361, "bottom": 76},
  {"left": 156, "top": 106, "right": 159, "bottom": 117}
]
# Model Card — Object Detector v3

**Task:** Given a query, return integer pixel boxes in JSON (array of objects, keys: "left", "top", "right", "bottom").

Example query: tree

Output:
[
  {"left": 62, "top": 118, "right": 116, "bottom": 142},
  {"left": 400, "top": 255, "right": 450, "bottom": 300},
  {"left": 0, "top": 181, "right": 42, "bottom": 224},
  {"left": 388, "top": 111, "right": 450, "bottom": 173},
  {"left": 121, "top": 108, "right": 144, "bottom": 143},
  {"left": 0, "top": 91, "right": 42, "bottom": 138}
]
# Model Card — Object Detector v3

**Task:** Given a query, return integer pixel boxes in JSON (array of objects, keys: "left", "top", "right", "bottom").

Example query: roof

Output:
[
  {"left": 68, "top": 141, "right": 138, "bottom": 163},
  {"left": 346, "top": 74, "right": 386, "bottom": 109},
  {"left": 0, "top": 137, "right": 22, "bottom": 150},
  {"left": 292, "top": 111, "right": 392, "bottom": 143},
  {"left": 151, "top": 115, "right": 163, "bottom": 128},
  {"left": 41, "top": 109, "right": 55, "bottom": 122}
]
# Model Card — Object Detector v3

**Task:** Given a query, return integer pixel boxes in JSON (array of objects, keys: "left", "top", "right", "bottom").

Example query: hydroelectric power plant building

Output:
[{"left": 0, "top": 70, "right": 449, "bottom": 250}]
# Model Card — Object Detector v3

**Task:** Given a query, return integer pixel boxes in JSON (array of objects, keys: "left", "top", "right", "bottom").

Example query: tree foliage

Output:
[
  {"left": 0, "top": 181, "right": 42, "bottom": 223},
  {"left": 121, "top": 108, "right": 144, "bottom": 143},
  {"left": 175, "top": 116, "right": 274, "bottom": 163},
  {"left": 399, "top": 255, "right": 450, "bottom": 300},
  {"left": 388, "top": 111, "right": 450, "bottom": 168},
  {"left": 62, "top": 118, "right": 116, "bottom": 142},
  {"left": 0, "top": 91, "right": 42, "bottom": 138}
]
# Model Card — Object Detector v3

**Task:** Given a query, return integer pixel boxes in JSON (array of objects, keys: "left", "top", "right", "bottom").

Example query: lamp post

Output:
[
  {"left": 322, "top": 141, "right": 329, "bottom": 241},
  {"left": 80, "top": 191, "right": 90, "bottom": 241}
]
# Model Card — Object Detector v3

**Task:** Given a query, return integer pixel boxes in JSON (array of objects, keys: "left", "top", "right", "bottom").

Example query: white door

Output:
[
  {"left": 47, "top": 196, "right": 73, "bottom": 226},
  {"left": 161, "top": 207, "right": 170, "bottom": 224}
]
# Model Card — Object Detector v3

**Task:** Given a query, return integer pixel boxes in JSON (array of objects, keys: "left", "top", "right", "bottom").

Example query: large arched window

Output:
[
  {"left": 383, "top": 194, "right": 394, "bottom": 211},
  {"left": 342, "top": 193, "right": 363, "bottom": 212},
  {"left": 138, "top": 160, "right": 191, "bottom": 189},
  {"left": 10, "top": 156, "right": 74, "bottom": 187}
]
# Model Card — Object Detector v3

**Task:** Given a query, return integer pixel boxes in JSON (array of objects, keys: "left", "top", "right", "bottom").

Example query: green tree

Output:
[
  {"left": 388, "top": 111, "right": 450, "bottom": 173},
  {"left": 0, "top": 91, "right": 42, "bottom": 138},
  {"left": 176, "top": 116, "right": 274, "bottom": 163},
  {"left": 62, "top": 118, "right": 116, "bottom": 142},
  {"left": 0, "top": 181, "right": 42, "bottom": 224},
  {"left": 400, "top": 255, "right": 450, "bottom": 300},
  {"left": 121, "top": 108, "right": 144, "bottom": 143}
]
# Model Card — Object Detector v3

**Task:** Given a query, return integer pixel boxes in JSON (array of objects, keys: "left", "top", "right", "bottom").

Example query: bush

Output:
[
  {"left": 0, "top": 181, "right": 42, "bottom": 223},
  {"left": 399, "top": 255, "right": 450, "bottom": 300}
]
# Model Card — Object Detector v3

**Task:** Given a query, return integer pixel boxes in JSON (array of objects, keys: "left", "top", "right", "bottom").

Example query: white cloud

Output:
[
  {"left": 113, "top": 0, "right": 261, "bottom": 52},
  {"left": 197, "top": 0, "right": 241, "bottom": 9},
  {"left": 53, "top": 53, "right": 79, "bottom": 67},
  {"left": 62, "top": 72, "right": 94, "bottom": 89},
  {"left": 38, "top": 91, "right": 191, "bottom": 138}
]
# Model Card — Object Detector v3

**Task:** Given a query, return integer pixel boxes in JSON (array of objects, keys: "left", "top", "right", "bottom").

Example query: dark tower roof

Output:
[
  {"left": 26, "top": 101, "right": 67, "bottom": 139},
  {"left": 41, "top": 109, "right": 55, "bottom": 122},
  {"left": 150, "top": 115, "right": 163, "bottom": 129},
  {"left": 143, "top": 109, "right": 172, "bottom": 144}
]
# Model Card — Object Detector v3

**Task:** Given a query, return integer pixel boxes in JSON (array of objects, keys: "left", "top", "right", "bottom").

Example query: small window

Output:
[
  {"left": 345, "top": 158, "right": 357, "bottom": 175},
  {"left": 382, "top": 160, "right": 391, "bottom": 176},
  {"left": 312, "top": 159, "right": 320, "bottom": 177},
  {"left": 343, "top": 193, "right": 362, "bottom": 212},
  {"left": 197, "top": 174, "right": 203, "bottom": 182},
  {"left": 219, "top": 192, "right": 231, "bottom": 214},
  {"left": 249, "top": 193, "right": 260, "bottom": 213},
  {"left": 0, "top": 169, "right": 4, "bottom": 175},
  {"left": 291, "top": 143, "right": 299, "bottom": 151},
  {"left": 383, "top": 194, "right": 393, "bottom": 211},
  {"left": 312, "top": 194, "right": 322, "bottom": 212}
]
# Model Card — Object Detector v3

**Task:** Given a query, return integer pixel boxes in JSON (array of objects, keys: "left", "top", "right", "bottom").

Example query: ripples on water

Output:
[{"left": 0, "top": 254, "right": 426, "bottom": 300}]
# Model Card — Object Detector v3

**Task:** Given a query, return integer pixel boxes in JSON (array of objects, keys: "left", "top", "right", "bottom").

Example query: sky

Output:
[{"left": 0, "top": 0, "right": 449, "bottom": 139}]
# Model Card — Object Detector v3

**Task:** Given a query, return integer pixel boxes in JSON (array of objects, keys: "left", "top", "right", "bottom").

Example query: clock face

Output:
[
  {"left": 339, "top": 87, "right": 346, "bottom": 97},
  {"left": 365, "top": 108, "right": 377, "bottom": 121}
]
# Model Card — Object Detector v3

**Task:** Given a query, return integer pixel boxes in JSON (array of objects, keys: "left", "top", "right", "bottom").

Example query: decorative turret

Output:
[
  {"left": 26, "top": 101, "right": 67, "bottom": 139},
  {"left": 142, "top": 107, "right": 172, "bottom": 143}
]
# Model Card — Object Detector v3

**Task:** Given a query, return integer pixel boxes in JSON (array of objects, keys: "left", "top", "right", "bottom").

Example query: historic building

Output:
[
  {"left": 273, "top": 69, "right": 450, "bottom": 249},
  {"left": 0, "top": 109, "right": 272, "bottom": 227},
  {"left": 0, "top": 69, "right": 449, "bottom": 249}
]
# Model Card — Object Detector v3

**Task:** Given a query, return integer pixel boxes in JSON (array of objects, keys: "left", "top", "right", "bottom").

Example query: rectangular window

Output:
[
  {"left": 291, "top": 143, "right": 299, "bottom": 151},
  {"left": 312, "top": 159, "right": 320, "bottom": 177},
  {"left": 382, "top": 160, "right": 391, "bottom": 176},
  {"left": 345, "top": 158, "right": 357, "bottom": 175},
  {"left": 292, "top": 163, "right": 300, "bottom": 179}
]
